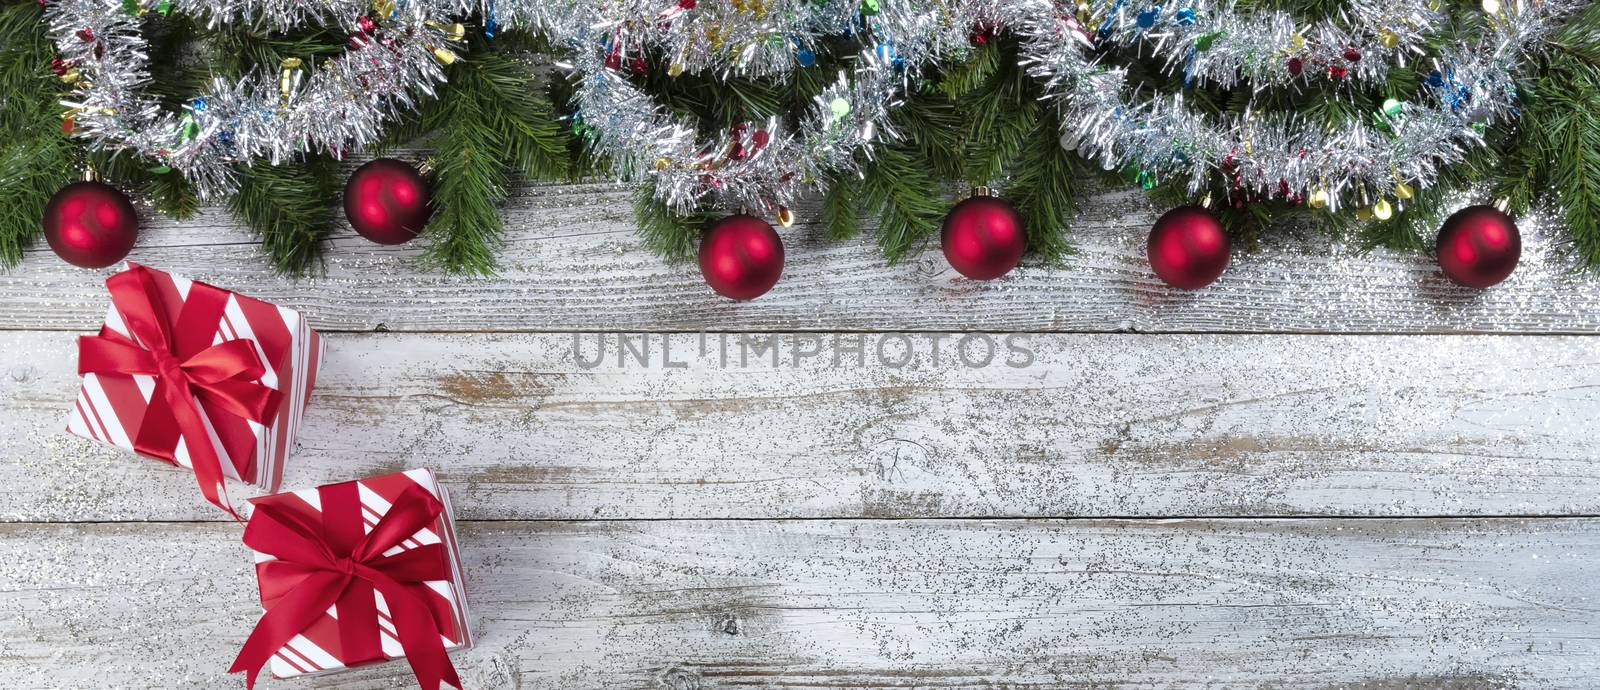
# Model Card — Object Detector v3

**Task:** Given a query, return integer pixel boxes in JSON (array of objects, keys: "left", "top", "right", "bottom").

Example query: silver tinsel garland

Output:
[
  {"left": 552, "top": 0, "right": 978, "bottom": 214},
  {"left": 48, "top": 0, "right": 456, "bottom": 196},
  {"left": 1016, "top": 0, "right": 1580, "bottom": 210},
  {"left": 545, "top": 0, "right": 1579, "bottom": 215},
  {"left": 498, "top": 0, "right": 996, "bottom": 213},
  {"left": 48, "top": 0, "right": 1584, "bottom": 216},
  {"left": 1085, "top": 0, "right": 1449, "bottom": 90}
]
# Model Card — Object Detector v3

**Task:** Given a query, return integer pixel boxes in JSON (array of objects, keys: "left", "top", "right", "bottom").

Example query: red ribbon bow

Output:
[
  {"left": 77, "top": 264, "right": 283, "bottom": 518},
  {"left": 230, "top": 482, "right": 462, "bottom": 690}
]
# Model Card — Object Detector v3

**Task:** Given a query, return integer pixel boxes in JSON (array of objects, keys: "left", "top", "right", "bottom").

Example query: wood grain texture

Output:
[
  {"left": 2, "top": 518, "right": 1596, "bottom": 689},
  {"left": 4, "top": 183, "right": 1600, "bottom": 334},
  {"left": 8, "top": 178, "right": 1600, "bottom": 687},
  {"left": 6, "top": 330, "right": 1597, "bottom": 522}
]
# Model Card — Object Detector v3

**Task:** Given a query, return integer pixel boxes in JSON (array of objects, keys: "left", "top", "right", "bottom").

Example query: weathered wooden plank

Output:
[
  {"left": 1, "top": 518, "right": 1595, "bottom": 688},
  {"left": 4, "top": 182, "right": 1600, "bottom": 334},
  {"left": 5, "top": 330, "right": 1597, "bottom": 522}
]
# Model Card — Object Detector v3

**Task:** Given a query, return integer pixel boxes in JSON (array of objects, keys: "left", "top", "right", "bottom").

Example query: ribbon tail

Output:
[
  {"left": 163, "top": 382, "right": 240, "bottom": 520},
  {"left": 369, "top": 574, "right": 461, "bottom": 690},
  {"left": 335, "top": 581, "right": 384, "bottom": 668},
  {"left": 229, "top": 571, "right": 349, "bottom": 689},
  {"left": 131, "top": 382, "right": 182, "bottom": 469},
  {"left": 193, "top": 379, "right": 283, "bottom": 425}
]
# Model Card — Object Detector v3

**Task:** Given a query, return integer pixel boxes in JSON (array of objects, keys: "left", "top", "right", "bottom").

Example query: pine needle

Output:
[
  {"left": 1009, "top": 108, "right": 1080, "bottom": 261},
  {"left": 417, "top": 48, "right": 572, "bottom": 274},
  {"left": 821, "top": 170, "right": 862, "bottom": 241},
  {"left": 228, "top": 157, "right": 340, "bottom": 276},
  {"left": 0, "top": 3, "right": 71, "bottom": 267},
  {"left": 631, "top": 182, "right": 712, "bottom": 263},
  {"left": 860, "top": 144, "right": 947, "bottom": 262}
]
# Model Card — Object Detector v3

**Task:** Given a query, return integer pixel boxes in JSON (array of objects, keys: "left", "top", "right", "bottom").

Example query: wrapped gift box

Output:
[
  {"left": 65, "top": 262, "right": 322, "bottom": 496},
  {"left": 238, "top": 468, "right": 472, "bottom": 685}
]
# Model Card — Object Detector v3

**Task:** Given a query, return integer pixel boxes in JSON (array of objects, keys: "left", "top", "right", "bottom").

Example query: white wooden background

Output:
[{"left": 2, "top": 181, "right": 1598, "bottom": 689}]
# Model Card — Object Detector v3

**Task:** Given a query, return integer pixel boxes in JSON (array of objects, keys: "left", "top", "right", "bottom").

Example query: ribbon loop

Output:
[
  {"left": 76, "top": 329, "right": 159, "bottom": 376},
  {"left": 180, "top": 339, "right": 267, "bottom": 384},
  {"left": 76, "top": 264, "right": 283, "bottom": 517},
  {"left": 231, "top": 483, "right": 461, "bottom": 690}
]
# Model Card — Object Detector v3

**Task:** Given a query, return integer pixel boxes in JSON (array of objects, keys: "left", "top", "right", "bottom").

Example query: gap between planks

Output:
[
  {"left": 11, "top": 514, "right": 1600, "bottom": 526},
  {"left": 8, "top": 331, "right": 1599, "bottom": 522},
  {"left": 4, "top": 516, "right": 1597, "bottom": 688},
  {"left": 9, "top": 327, "right": 1600, "bottom": 336}
]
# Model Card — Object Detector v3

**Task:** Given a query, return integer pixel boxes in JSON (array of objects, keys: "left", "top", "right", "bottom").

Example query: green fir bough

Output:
[{"left": 1, "top": 2, "right": 1597, "bottom": 276}]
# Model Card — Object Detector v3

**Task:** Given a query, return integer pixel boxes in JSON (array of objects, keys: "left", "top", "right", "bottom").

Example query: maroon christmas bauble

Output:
[
  {"left": 1437, "top": 205, "right": 1520, "bottom": 288},
  {"left": 343, "top": 158, "right": 432, "bottom": 244},
  {"left": 941, "top": 195, "right": 1025, "bottom": 280},
  {"left": 698, "top": 214, "right": 784, "bottom": 300},
  {"left": 1147, "top": 205, "right": 1230, "bottom": 289},
  {"left": 42, "top": 181, "right": 139, "bottom": 268}
]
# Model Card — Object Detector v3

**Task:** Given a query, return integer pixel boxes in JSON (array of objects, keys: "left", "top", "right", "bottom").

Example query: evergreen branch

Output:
[
  {"left": 860, "top": 143, "right": 946, "bottom": 262},
  {"left": 787, "top": 51, "right": 840, "bottom": 109},
  {"left": 820, "top": 170, "right": 862, "bottom": 241},
  {"left": 1483, "top": 131, "right": 1542, "bottom": 220},
  {"left": 957, "top": 40, "right": 1039, "bottom": 184},
  {"left": 1232, "top": 0, "right": 1347, "bottom": 19},
  {"left": 937, "top": 40, "right": 1001, "bottom": 100},
  {"left": 1008, "top": 107, "right": 1079, "bottom": 261},
  {"left": 1362, "top": 142, "right": 1498, "bottom": 253},
  {"left": 631, "top": 181, "right": 710, "bottom": 263},
  {"left": 227, "top": 157, "right": 340, "bottom": 276},
  {"left": 0, "top": 137, "right": 73, "bottom": 268},
  {"left": 545, "top": 63, "right": 610, "bottom": 179},
  {"left": 891, "top": 88, "right": 964, "bottom": 180},
  {"left": 421, "top": 66, "right": 509, "bottom": 274},
  {"left": 469, "top": 51, "right": 570, "bottom": 181},
  {"left": 1361, "top": 184, "right": 1448, "bottom": 252},
  {"left": 206, "top": 24, "right": 349, "bottom": 78},
  {"left": 1212, "top": 200, "right": 1344, "bottom": 247},
  {"left": 373, "top": 108, "right": 435, "bottom": 153},
  {"left": 90, "top": 150, "right": 204, "bottom": 220},
  {"left": 1539, "top": 64, "right": 1600, "bottom": 266},
  {"left": 1, "top": 3, "right": 54, "bottom": 133},
  {"left": 642, "top": 67, "right": 786, "bottom": 130},
  {"left": 1540, "top": 4, "right": 1600, "bottom": 265},
  {"left": 5, "top": 1, "right": 1597, "bottom": 274},
  {"left": 406, "top": 46, "right": 575, "bottom": 272},
  {"left": 0, "top": 2, "right": 71, "bottom": 268},
  {"left": 144, "top": 170, "right": 203, "bottom": 219},
  {"left": 143, "top": 15, "right": 209, "bottom": 111}
]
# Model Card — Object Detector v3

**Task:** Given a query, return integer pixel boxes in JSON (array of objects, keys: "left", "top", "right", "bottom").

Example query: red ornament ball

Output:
[
  {"left": 1437, "top": 205, "right": 1520, "bottom": 288},
  {"left": 343, "top": 158, "right": 432, "bottom": 244},
  {"left": 1147, "top": 205, "right": 1230, "bottom": 289},
  {"left": 42, "top": 181, "right": 139, "bottom": 268},
  {"left": 698, "top": 214, "right": 784, "bottom": 300},
  {"left": 941, "top": 195, "right": 1025, "bottom": 280}
]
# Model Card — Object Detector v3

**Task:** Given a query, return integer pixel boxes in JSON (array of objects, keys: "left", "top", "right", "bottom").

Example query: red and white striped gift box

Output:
[
  {"left": 64, "top": 263, "right": 322, "bottom": 492},
  {"left": 246, "top": 469, "right": 473, "bottom": 680}
]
